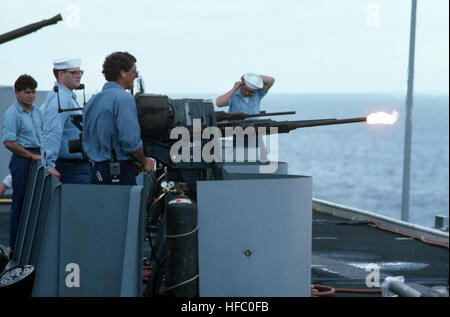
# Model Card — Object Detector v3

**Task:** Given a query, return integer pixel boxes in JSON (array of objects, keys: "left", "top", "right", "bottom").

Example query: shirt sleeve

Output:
[
  {"left": 227, "top": 91, "right": 236, "bottom": 111},
  {"left": 1, "top": 108, "right": 18, "bottom": 143},
  {"left": 115, "top": 93, "right": 143, "bottom": 155},
  {"left": 3, "top": 174, "right": 12, "bottom": 188},
  {"left": 258, "top": 89, "right": 267, "bottom": 99},
  {"left": 41, "top": 95, "right": 65, "bottom": 169}
]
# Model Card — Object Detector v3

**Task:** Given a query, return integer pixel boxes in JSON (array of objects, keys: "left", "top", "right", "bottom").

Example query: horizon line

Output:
[{"left": 1, "top": 86, "right": 448, "bottom": 97}]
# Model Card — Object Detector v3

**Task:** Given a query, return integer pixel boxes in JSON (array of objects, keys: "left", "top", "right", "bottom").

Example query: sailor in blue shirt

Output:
[
  {"left": 216, "top": 73, "right": 275, "bottom": 114},
  {"left": 82, "top": 51, "right": 153, "bottom": 185},
  {"left": 216, "top": 73, "right": 275, "bottom": 152},
  {"left": 40, "top": 57, "right": 91, "bottom": 184},
  {"left": 1, "top": 74, "right": 42, "bottom": 254}
]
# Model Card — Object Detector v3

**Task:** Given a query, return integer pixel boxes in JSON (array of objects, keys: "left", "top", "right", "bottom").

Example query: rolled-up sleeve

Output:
[
  {"left": 1, "top": 108, "right": 17, "bottom": 143},
  {"left": 115, "top": 94, "right": 142, "bottom": 155},
  {"left": 41, "top": 95, "right": 64, "bottom": 169},
  {"left": 258, "top": 89, "right": 267, "bottom": 99}
]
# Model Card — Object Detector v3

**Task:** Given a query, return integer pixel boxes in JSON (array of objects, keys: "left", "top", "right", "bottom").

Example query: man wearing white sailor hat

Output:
[
  {"left": 39, "top": 57, "right": 92, "bottom": 184},
  {"left": 216, "top": 73, "right": 275, "bottom": 157},
  {"left": 216, "top": 73, "right": 275, "bottom": 115}
]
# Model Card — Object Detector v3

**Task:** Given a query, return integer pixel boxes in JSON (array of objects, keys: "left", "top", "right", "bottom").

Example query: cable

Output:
[
  {"left": 311, "top": 284, "right": 335, "bottom": 297},
  {"left": 335, "top": 287, "right": 381, "bottom": 294},
  {"left": 166, "top": 226, "right": 198, "bottom": 239},
  {"left": 311, "top": 284, "right": 382, "bottom": 297},
  {"left": 144, "top": 186, "right": 167, "bottom": 297},
  {"left": 163, "top": 274, "right": 199, "bottom": 293}
]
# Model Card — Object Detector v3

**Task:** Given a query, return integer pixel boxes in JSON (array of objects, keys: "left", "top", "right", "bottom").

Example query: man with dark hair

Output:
[
  {"left": 82, "top": 52, "right": 153, "bottom": 185},
  {"left": 2, "top": 74, "right": 42, "bottom": 257},
  {"left": 40, "top": 57, "right": 91, "bottom": 183}
]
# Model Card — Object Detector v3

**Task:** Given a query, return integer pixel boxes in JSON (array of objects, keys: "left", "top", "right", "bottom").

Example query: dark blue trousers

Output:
[
  {"left": 91, "top": 161, "right": 136, "bottom": 185},
  {"left": 8, "top": 151, "right": 39, "bottom": 249},
  {"left": 55, "top": 159, "right": 92, "bottom": 184}
]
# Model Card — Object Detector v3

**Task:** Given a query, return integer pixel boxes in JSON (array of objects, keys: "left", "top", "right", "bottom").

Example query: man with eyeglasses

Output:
[
  {"left": 82, "top": 51, "right": 153, "bottom": 185},
  {"left": 2, "top": 74, "right": 43, "bottom": 258},
  {"left": 40, "top": 57, "right": 91, "bottom": 184}
]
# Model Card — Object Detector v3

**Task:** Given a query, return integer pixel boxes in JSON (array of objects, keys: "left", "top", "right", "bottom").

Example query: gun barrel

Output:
[
  {"left": 0, "top": 14, "right": 63, "bottom": 44},
  {"left": 217, "top": 117, "right": 367, "bottom": 135},
  {"left": 248, "top": 111, "right": 296, "bottom": 118},
  {"left": 215, "top": 110, "right": 296, "bottom": 122},
  {"left": 294, "top": 117, "right": 367, "bottom": 128}
]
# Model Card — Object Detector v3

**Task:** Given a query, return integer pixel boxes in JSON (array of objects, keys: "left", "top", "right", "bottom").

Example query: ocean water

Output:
[{"left": 253, "top": 93, "right": 449, "bottom": 229}]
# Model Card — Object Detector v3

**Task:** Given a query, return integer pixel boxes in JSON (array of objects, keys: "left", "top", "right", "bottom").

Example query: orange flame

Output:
[{"left": 367, "top": 110, "right": 399, "bottom": 125}]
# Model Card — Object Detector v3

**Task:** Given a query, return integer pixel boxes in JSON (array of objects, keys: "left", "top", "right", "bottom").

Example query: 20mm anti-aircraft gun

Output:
[
  {"left": 136, "top": 93, "right": 366, "bottom": 174},
  {"left": 135, "top": 93, "right": 368, "bottom": 297}
]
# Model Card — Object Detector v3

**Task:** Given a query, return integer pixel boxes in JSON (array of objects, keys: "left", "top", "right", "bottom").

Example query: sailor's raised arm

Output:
[
  {"left": 260, "top": 75, "right": 275, "bottom": 92},
  {"left": 216, "top": 81, "right": 243, "bottom": 107}
]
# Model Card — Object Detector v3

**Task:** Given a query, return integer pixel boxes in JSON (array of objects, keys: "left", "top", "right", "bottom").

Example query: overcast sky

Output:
[{"left": 0, "top": 0, "right": 448, "bottom": 95}]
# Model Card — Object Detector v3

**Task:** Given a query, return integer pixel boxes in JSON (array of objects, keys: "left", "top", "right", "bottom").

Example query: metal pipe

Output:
[
  {"left": 292, "top": 117, "right": 367, "bottom": 128},
  {"left": 389, "top": 281, "right": 422, "bottom": 297},
  {"left": 401, "top": 0, "right": 418, "bottom": 222},
  {"left": 215, "top": 111, "right": 296, "bottom": 122}
]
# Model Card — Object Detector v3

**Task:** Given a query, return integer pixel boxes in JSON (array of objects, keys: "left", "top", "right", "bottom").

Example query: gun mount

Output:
[
  {"left": 136, "top": 94, "right": 366, "bottom": 140},
  {"left": 135, "top": 92, "right": 368, "bottom": 187},
  {"left": 136, "top": 93, "right": 366, "bottom": 169}
]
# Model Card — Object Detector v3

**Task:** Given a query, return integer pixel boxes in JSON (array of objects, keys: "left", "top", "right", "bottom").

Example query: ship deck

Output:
[
  {"left": 311, "top": 210, "right": 448, "bottom": 297},
  {"left": 0, "top": 201, "right": 448, "bottom": 297}
]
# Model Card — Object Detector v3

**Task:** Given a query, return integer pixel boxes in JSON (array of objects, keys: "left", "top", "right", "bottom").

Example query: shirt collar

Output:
[
  {"left": 236, "top": 87, "right": 244, "bottom": 98},
  {"left": 55, "top": 82, "right": 77, "bottom": 99},
  {"left": 102, "top": 81, "right": 124, "bottom": 91},
  {"left": 236, "top": 87, "right": 250, "bottom": 100},
  {"left": 14, "top": 101, "right": 35, "bottom": 113}
]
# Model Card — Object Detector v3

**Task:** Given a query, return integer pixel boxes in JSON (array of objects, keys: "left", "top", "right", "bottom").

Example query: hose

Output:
[{"left": 311, "top": 284, "right": 382, "bottom": 297}]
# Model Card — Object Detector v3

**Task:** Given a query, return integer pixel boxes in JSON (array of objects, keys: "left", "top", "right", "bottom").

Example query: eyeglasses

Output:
[
  {"left": 127, "top": 69, "right": 139, "bottom": 76},
  {"left": 64, "top": 70, "right": 84, "bottom": 76}
]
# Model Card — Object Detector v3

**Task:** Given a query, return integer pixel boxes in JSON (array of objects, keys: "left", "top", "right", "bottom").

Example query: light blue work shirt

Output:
[
  {"left": 82, "top": 81, "right": 143, "bottom": 162},
  {"left": 228, "top": 87, "right": 267, "bottom": 115},
  {"left": 2, "top": 101, "right": 43, "bottom": 148},
  {"left": 40, "top": 82, "right": 83, "bottom": 169}
]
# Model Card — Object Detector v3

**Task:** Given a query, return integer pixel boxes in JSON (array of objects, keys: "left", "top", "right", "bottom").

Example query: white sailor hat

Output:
[
  {"left": 243, "top": 73, "right": 263, "bottom": 90},
  {"left": 53, "top": 57, "right": 81, "bottom": 70}
]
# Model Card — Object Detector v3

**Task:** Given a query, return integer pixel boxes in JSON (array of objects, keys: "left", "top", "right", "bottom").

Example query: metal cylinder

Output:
[
  {"left": 389, "top": 281, "right": 422, "bottom": 297},
  {"left": 165, "top": 197, "right": 198, "bottom": 296}
]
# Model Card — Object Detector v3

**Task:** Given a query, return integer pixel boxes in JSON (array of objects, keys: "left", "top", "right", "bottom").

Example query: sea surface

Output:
[{"left": 182, "top": 92, "right": 448, "bottom": 229}]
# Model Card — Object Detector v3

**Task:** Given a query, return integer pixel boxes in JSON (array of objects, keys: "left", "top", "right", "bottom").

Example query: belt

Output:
[
  {"left": 25, "top": 147, "right": 40, "bottom": 152},
  {"left": 57, "top": 158, "right": 89, "bottom": 163},
  {"left": 95, "top": 160, "right": 133, "bottom": 165}
]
